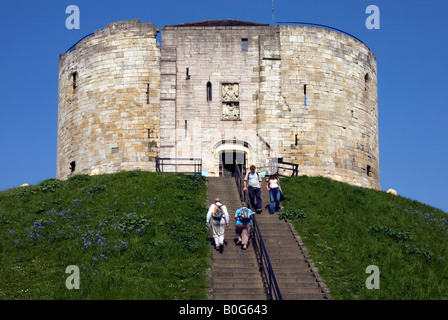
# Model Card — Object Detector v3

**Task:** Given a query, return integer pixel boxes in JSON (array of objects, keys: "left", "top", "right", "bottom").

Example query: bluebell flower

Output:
[{"left": 119, "top": 240, "right": 128, "bottom": 247}]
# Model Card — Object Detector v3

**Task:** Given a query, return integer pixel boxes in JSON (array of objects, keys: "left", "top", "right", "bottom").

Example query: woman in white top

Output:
[{"left": 266, "top": 174, "right": 282, "bottom": 214}]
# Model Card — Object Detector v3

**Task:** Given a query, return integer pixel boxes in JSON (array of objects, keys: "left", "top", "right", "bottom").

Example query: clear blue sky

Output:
[{"left": 0, "top": 0, "right": 447, "bottom": 212}]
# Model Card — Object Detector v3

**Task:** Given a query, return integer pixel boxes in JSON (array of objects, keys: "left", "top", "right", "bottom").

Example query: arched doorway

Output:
[
  {"left": 219, "top": 150, "right": 246, "bottom": 177},
  {"left": 214, "top": 139, "right": 251, "bottom": 177}
]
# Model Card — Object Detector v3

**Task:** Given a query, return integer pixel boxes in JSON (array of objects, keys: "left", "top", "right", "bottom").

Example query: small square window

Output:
[{"left": 242, "top": 38, "right": 248, "bottom": 52}]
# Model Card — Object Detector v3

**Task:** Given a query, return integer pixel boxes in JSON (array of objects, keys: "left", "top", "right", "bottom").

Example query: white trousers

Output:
[{"left": 211, "top": 217, "right": 226, "bottom": 247}]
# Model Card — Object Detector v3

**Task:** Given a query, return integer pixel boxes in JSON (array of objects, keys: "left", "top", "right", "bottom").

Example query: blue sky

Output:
[{"left": 0, "top": 0, "right": 447, "bottom": 212}]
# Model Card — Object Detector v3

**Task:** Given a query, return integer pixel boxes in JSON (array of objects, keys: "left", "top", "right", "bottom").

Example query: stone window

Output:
[
  {"left": 304, "top": 84, "right": 307, "bottom": 106},
  {"left": 367, "top": 165, "right": 373, "bottom": 177},
  {"left": 365, "top": 73, "right": 370, "bottom": 82},
  {"left": 70, "top": 161, "right": 76, "bottom": 173},
  {"left": 364, "top": 73, "right": 370, "bottom": 93},
  {"left": 222, "top": 83, "right": 240, "bottom": 121},
  {"left": 207, "top": 81, "right": 212, "bottom": 101},
  {"left": 242, "top": 38, "right": 248, "bottom": 52},
  {"left": 71, "top": 71, "right": 77, "bottom": 91}
]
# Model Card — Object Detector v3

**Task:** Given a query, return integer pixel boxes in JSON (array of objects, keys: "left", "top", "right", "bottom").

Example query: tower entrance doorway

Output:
[{"left": 219, "top": 151, "right": 246, "bottom": 177}]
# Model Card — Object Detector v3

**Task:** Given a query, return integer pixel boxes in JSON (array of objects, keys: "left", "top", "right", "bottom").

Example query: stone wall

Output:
[
  {"left": 160, "top": 24, "right": 275, "bottom": 176},
  {"left": 57, "top": 20, "right": 160, "bottom": 179},
  {"left": 278, "top": 26, "right": 379, "bottom": 189}
]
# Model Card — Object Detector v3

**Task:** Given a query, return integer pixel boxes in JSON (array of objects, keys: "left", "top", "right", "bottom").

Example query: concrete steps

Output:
[
  {"left": 206, "top": 177, "right": 330, "bottom": 300},
  {"left": 206, "top": 177, "right": 267, "bottom": 300},
  {"left": 254, "top": 186, "right": 329, "bottom": 300}
]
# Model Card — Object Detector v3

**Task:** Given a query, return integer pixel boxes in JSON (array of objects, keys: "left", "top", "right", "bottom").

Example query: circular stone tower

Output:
[
  {"left": 276, "top": 25, "right": 380, "bottom": 189},
  {"left": 57, "top": 20, "right": 160, "bottom": 179}
]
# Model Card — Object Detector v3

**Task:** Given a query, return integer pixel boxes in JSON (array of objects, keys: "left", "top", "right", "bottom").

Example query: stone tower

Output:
[
  {"left": 57, "top": 20, "right": 160, "bottom": 179},
  {"left": 57, "top": 19, "right": 380, "bottom": 190}
]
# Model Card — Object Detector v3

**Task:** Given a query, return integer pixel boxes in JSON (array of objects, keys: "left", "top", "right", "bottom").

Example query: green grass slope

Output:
[
  {"left": 279, "top": 176, "right": 448, "bottom": 300},
  {"left": 0, "top": 171, "right": 210, "bottom": 300},
  {"left": 2, "top": 172, "right": 446, "bottom": 300}
]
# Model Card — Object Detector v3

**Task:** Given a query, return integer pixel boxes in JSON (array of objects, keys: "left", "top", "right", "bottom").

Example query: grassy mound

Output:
[
  {"left": 280, "top": 176, "right": 448, "bottom": 300},
  {"left": 0, "top": 171, "right": 209, "bottom": 300},
  {"left": 2, "top": 171, "right": 446, "bottom": 300}
]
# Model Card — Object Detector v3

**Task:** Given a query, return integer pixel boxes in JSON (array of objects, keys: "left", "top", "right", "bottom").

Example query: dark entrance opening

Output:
[{"left": 219, "top": 151, "right": 246, "bottom": 177}]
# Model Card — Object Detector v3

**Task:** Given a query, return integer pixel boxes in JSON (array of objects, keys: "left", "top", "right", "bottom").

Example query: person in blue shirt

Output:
[{"left": 234, "top": 202, "right": 253, "bottom": 250}]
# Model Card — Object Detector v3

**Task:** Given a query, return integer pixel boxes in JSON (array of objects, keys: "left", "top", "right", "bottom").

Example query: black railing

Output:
[
  {"left": 234, "top": 162, "right": 249, "bottom": 206},
  {"left": 233, "top": 161, "right": 282, "bottom": 300},
  {"left": 155, "top": 157, "right": 202, "bottom": 175},
  {"left": 65, "top": 33, "right": 95, "bottom": 53},
  {"left": 276, "top": 160, "right": 299, "bottom": 177},
  {"left": 251, "top": 216, "right": 283, "bottom": 300}
]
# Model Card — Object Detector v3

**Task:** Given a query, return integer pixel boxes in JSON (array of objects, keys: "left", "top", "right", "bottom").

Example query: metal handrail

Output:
[
  {"left": 277, "top": 160, "right": 299, "bottom": 177},
  {"left": 234, "top": 162, "right": 249, "bottom": 206},
  {"left": 155, "top": 157, "right": 202, "bottom": 175},
  {"left": 233, "top": 161, "right": 282, "bottom": 300},
  {"left": 65, "top": 33, "right": 95, "bottom": 53},
  {"left": 252, "top": 216, "right": 283, "bottom": 300}
]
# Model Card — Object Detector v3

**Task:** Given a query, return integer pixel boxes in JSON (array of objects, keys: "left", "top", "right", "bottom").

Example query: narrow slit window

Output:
[
  {"left": 146, "top": 84, "right": 150, "bottom": 104},
  {"left": 242, "top": 38, "right": 248, "bottom": 52},
  {"left": 304, "top": 84, "right": 307, "bottom": 106},
  {"left": 72, "top": 71, "right": 77, "bottom": 91},
  {"left": 186, "top": 68, "right": 190, "bottom": 80},
  {"left": 70, "top": 161, "right": 76, "bottom": 173},
  {"left": 206, "top": 81, "right": 212, "bottom": 101},
  {"left": 367, "top": 165, "right": 372, "bottom": 177},
  {"left": 364, "top": 73, "right": 370, "bottom": 92}
]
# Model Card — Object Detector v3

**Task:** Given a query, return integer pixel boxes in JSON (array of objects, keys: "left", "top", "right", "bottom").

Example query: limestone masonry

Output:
[{"left": 58, "top": 19, "right": 380, "bottom": 189}]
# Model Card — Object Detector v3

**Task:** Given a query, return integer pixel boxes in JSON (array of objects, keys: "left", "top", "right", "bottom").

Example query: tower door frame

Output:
[
  {"left": 218, "top": 150, "right": 246, "bottom": 177},
  {"left": 213, "top": 139, "right": 252, "bottom": 177}
]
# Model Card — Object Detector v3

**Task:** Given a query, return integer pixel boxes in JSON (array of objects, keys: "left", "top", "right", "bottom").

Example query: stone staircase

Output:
[
  {"left": 206, "top": 177, "right": 267, "bottom": 300},
  {"left": 206, "top": 176, "right": 330, "bottom": 300},
  {"left": 256, "top": 186, "right": 329, "bottom": 300}
]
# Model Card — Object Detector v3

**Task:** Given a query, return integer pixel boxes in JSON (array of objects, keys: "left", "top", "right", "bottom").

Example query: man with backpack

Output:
[
  {"left": 234, "top": 202, "right": 253, "bottom": 250},
  {"left": 243, "top": 165, "right": 263, "bottom": 214},
  {"left": 206, "top": 197, "right": 229, "bottom": 253}
]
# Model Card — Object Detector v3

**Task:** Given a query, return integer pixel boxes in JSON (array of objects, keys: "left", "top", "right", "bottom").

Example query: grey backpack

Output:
[
  {"left": 238, "top": 207, "right": 251, "bottom": 224},
  {"left": 213, "top": 204, "right": 224, "bottom": 220}
]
